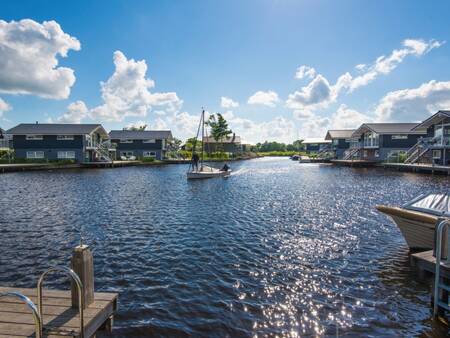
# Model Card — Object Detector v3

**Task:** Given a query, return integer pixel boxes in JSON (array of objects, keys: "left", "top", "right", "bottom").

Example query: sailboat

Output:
[{"left": 186, "top": 109, "right": 231, "bottom": 179}]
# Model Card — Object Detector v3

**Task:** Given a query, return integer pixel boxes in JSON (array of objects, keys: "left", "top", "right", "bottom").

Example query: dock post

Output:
[{"left": 71, "top": 245, "right": 94, "bottom": 309}]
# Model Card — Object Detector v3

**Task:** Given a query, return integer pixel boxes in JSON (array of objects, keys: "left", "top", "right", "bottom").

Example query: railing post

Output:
[
  {"left": 71, "top": 244, "right": 95, "bottom": 309},
  {"left": 433, "top": 219, "right": 450, "bottom": 316}
]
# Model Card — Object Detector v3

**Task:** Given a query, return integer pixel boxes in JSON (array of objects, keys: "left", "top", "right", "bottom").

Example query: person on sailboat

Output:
[
  {"left": 192, "top": 153, "right": 200, "bottom": 171},
  {"left": 220, "top": 163, "right": 230, "bottom": 172}
]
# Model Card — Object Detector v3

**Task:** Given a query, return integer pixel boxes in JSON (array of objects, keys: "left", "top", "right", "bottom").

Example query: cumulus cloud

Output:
[
  {"left": 330, "top": 104, "right": 370, "bottom": 129},
  {"left": 375, "top": 80, "right": 450, "bottom": 122},
  {"left": 84, "top": 51, "right": 182, "bottom": 122},
  {"left": 286, "top": 38, "right": 443, "bottom": 112},
  {"left": 0, "top": 97, "right": 11, "bottom": 117},
  {"left": 0, "top": 19, "right": 80, "bottom": 99},
  {"left": 57, "top": 100, "right": 88, "bottom": 123},
  {"left": 247, "top": 90, "right": 279, "bottom": 107},
  {"left": 295, "top": 65, "right": 316, "bottom": 79},
  {"left": 221, "top": 96, "right": 239, "bottom": 109}
]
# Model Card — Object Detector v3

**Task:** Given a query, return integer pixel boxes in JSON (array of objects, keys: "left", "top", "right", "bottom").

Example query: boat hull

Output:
[
  {"left": 187, "top": 170, "right": 231, "bottom": 179},
  {"left": 376, "top": 205, "right": 439, "bottom": 250}
]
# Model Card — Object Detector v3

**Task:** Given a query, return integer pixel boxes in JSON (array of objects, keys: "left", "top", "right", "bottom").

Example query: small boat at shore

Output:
[
  {"left": 376, "top": 193, "right": 450, "bottom": 250},
  {"left": 187, "top": 165, "right": 231, "bottom": 179},
  {"left": 299, "top": 155, "right": 311, "bottom": 163}
]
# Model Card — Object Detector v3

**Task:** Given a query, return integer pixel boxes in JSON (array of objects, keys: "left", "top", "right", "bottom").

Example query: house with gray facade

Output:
[
  {"left": 324, "top": 130, "right": 354, "bottom": 159},
  {"left": 202, "top": 134, "right": 242, "bottom": 154},
  {"left": 344, "top": 123, "right": 426, "bottom": 161},
  {"left": 0, "top": 127, "right": 11, "bottom": 150},
  {"left": 109, "top": 130, "right": 173, "bottom": 160},
  {"left": 7, "top": 123, "right": 114, "bottom": 163},
  {"left": 302, "top": 138, "right": 332, "bottom": 154},
  {"left": 405, "top": 110, "right": 450, "bottom": 165}
]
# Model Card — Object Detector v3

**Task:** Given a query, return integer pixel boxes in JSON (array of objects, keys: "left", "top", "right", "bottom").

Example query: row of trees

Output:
[{"left": 254, "top": 140, "right": 304, "bottom": 152}]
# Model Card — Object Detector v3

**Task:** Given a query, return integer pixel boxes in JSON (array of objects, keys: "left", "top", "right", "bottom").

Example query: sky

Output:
[{"left": 0, "top": 0, "right": 450, "bottom": 144}]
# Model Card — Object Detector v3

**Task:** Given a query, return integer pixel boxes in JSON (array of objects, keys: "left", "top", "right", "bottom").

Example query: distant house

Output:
[
  {"left": 7, "top": 123, "right": 113, "bottom": 163},
  {"left": 302, "top": 138, "right": 332, "bottom": 154},
  {"left": 202, "top": 134, "right": 242, "bottom": 154},
  {"left": 406, "top": 110, "right": 450, "bottom": 165},
  {"left": 109, "top": 130, "right": 173, "bottom": 160},
  {"left": 324, "top": 130, "right": 354, "bottom": 159},
  {"left": 0, "top": 127, "right": 11, "bottom": 150},
  {"left": 346, "top": 123, "right": 426, "bottom": 161}
]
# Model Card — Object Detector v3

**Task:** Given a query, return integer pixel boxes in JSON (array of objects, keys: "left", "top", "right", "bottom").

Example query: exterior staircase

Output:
[
  {"left": 343, "top": 148, "right": 359, "bottom": 160},
  {"left": 404, "top": 137, "right": 435, "bottom": 164},
  {"left": 94, "top": 141, "right": 113, "bottom": 163},
  {"left": 316, "top": 145, "right": 334, "bottom": 159}
]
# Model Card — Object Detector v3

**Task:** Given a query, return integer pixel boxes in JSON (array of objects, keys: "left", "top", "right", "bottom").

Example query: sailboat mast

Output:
[{"left": 201, "top": 109, "right": 205, "bottom": 167}]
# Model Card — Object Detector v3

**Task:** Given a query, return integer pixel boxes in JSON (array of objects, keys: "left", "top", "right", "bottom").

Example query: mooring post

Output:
[{"left": 71, "top": 244, "right": 94, "bottom": 309}]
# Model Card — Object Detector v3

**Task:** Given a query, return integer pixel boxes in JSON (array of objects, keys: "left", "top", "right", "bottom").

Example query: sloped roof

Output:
[
  {"left": 302, "top": 138, "right": 331, "bottom": 144},
  {"left": 325, "top": 129, "right": 355, "bottom": 140},
  {"left": 109, "top": 130, "right": 173, "bottom": 140},
  {"left": 7, "top": 123, "right": 107, "bottom": 136},
  {"left": 412, "top": 110, "right": 450, "bottom": 131},
  {"left": 203, "top": 135, "right": 241, "bottom": 144},
  {"left": 352, "top": 123, "right": 425, "bottom": 137}
]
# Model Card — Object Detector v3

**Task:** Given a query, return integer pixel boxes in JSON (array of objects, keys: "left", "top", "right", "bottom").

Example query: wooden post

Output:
[{"left": 71, "top": 244, "right": 94, "bottom": 309}]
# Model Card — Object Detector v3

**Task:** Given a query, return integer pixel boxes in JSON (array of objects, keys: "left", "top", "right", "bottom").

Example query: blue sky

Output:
[{"left": 1, "top": 0, "right": 450, "bottom": 143}]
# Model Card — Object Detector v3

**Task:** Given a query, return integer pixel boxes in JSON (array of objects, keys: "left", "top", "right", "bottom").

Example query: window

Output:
[
  {"left": 363, "top": 150, "right": 368, "bottom": 158},
  {"left": 143, "top": 139, "right": 156, "bottom": 143},
  {"left": 433, "top": 150, "right": 441, "bottom": 159},
  {"left": 120, "top": 151, "right": 134, "bottom": 157},
  {"left": 57, "top": 151, "right": 75, "bottom": 159},
  {"left": 375, "top": 150, "right": 380, "bottom": 157},
  {"left": 143, "top": 151, "right": 156, "bottom": 158},
  {"left": 26, "top": 135, "right": 43, "bottom": 140},
  {"left": 26, "top": 151, "right": 44, "bottom": 159},
  {"left": 392, "top": 135, "right": 408, "bottom": 140},
  {"left": 120, "top": 139, "right": 133, "bottom": 143},
  {"left": 57, "top": 135, "right": 74, "bottom": 140}
]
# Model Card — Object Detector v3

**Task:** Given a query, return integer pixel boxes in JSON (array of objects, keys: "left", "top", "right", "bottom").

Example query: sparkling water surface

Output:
[{"left": 1, "top": 157, "right": 449, "bottom": 337}]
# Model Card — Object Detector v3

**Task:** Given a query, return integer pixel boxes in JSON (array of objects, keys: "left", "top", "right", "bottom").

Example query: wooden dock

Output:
[
  {"left": 384, "top": 162, "right": 450, "bottom": 175},
  {"left": 330, "top": 159, "right": 378, "bottom": 167},
  {"left": 0, "top": 286, "right": 118, "bottom": 338},
  {"left": 411, "top": 250, "right": 450, "bottom": 279}
]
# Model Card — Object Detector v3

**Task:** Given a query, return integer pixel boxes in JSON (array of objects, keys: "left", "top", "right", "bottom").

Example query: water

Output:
[{"left": 0, "top": 157, "right": 449, "bottom": 337}]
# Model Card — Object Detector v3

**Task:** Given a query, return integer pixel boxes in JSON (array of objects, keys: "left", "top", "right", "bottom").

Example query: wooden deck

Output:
[
  {"left": 0, "top": 287, "right": 118, "bottom": 338},
  {"left": 411, "top": 250, "right": 450, "bottom": 279},
  {"left": 330, "top": 159, "right": 378, "bottom": 167},
  {"left": 384, "top": 162, "right": 450, "bottom": 175}
]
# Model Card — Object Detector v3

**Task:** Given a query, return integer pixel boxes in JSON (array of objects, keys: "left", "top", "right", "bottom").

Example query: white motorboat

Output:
[{"left": 377, "top": 193, "right": 450, "bottom": 250}]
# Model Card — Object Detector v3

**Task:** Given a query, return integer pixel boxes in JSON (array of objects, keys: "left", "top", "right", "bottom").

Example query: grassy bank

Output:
[{"left": 256, "top": 151, "right": 308, "bottom": 157}]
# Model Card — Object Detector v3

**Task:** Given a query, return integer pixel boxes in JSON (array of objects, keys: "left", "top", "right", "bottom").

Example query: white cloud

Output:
[
  {"left": 57, "top": 100, "right": 88, "bottom": 123},
  {"left": 293, "top": 109, "right": 314, "bottom": 119},
  {"left": 247, "top": 90, "right": 279, "bottom": 107},
  {"left": 330, "top": 104, "right": 370, "bottom": 129},
  {"left": 375, "top": 80, "right": 450, "bottom": 122},
  {"left": 286, "top": 38, "right": 444, "bottom": 112},
  {"left": 0, "top": 97, "right": 11, "bottom": 117},
  {"left": 221, "top": 96, "right": 239, "bottom": 108},
  {"left": 295, "top": 65, "right": 316, "bottom": 79},
  {"left": 88, "top": 51, "right": 182, "bottom": 122},
  {"left": 0, "top": 19, "right": 80, "bottom": 99}
]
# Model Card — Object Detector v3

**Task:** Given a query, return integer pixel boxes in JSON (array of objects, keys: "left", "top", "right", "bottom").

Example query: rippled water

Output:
[{"left": 1, "top": 158, "right": 450, "bottom": 337}]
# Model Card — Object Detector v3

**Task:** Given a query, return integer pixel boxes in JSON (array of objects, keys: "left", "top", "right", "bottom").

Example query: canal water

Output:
[{"left": 0, "top": 158, "right": 449, "bottom": 337}]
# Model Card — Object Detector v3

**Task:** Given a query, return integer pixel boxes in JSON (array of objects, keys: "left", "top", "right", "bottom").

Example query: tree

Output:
[
  {"left": 124, "top": 124, "right": 147, "bottom": 131},
  {"left": 184, "top": 137, "right": 201, "bottom": 151},
  {"left": 206, "top": 113, "right": 233, "bottom": 153}
]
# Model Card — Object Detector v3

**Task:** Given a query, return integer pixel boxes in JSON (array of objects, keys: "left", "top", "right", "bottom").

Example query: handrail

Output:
[
  {"left": 37, "top": 266, "right": 85, "bottom": 338},
  {"left": 0, "top": 291, "right": 42, "bottom": 338},
  {"left": 433, "top": 219, "right": 450, "bottom": 316}
]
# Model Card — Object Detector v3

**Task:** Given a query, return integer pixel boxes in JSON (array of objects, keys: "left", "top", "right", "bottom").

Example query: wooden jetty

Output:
[
  {"left": 383, "top": 162, "right": 450, "bottom": 175},
  {"left": 411, "top": 250, "right": 450, "bottom": 280},
  {"left": 330, "top": 159, "right": 378, "bottom": 167},
  {"left": 0, "top": 287, "right": 117, "bottom": 338}
]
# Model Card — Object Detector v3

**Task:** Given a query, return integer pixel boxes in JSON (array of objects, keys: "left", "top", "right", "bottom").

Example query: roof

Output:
[
  {"left": 412, "top": 110, "right": 450, "bottom": 131},
  {"left": 203, "top": 135, "right": 241, "bottom": 144},
  {"left": 302, "top": 138, "right": 331, "bottom": 144},
  {"left": 325, "top": 129, "right": 355, "bottom": 140},
  {"left": 7, "top": 123, "right": 107, "bottom": 136},
  {"left": 109, "top": 130, "right": 173, "bottom": 140},
  {"left": 352, "top": 123, "right": 425, "bottom": 138}
]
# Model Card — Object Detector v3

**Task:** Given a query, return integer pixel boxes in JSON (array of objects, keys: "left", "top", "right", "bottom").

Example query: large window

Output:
[
  {"left": 120, "top": 139, "right": 133, "bottom": 143},
  {"left": 26, "top": 135, "right": 43, "bottom": 140},
  {"left": 392, "top": 135, "right": 408, "bottom": 140},
  {"left": 120, "top": 151, "right": 134, "bottom": 157},
  {"left": 26, "top": 151, "right": 44, "bottom": 159},
  {"left": 143, "top": 139, "right": 156, "bottom": 143},
  {"left": 57, "top": 135, "right": 74, "bottom": 140},
  {"left": 143, "top": 151, "right": 156, "bottom": 158},
  {"left": 433, "top": 150, "right": 442, "bottom": 159},
  {"left": 57, "top": 151, "right": 76, "bottom": 159},
  {"left": 363, "top": 132, "right": 379, "bottom": 147}
]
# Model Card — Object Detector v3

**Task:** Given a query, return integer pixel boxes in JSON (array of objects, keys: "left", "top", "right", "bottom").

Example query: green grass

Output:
[{"left": 256, "top": 151, "right": 307, "bottom": 157}]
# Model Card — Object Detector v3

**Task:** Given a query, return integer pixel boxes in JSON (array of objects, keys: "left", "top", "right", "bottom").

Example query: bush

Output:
[{"left": 142, "top": 157, "right": 155, "bottom": 163}]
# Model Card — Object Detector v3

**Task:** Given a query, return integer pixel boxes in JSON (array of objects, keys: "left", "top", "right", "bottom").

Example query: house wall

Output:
[
  {"left": 112, "top": 139, "right": 165, "bottom": 160},
  {"left": 12, "top": 135, "right": 85, "bottom": 162},
  {"left": 380, "top": 134, "right": 423, "bottom": 148},
  {"left": 203, "top": 143, "right": 241, "bottom": 154}
]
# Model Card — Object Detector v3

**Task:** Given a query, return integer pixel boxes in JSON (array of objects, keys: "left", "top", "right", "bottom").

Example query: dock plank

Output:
[{"left": 0, "top": 287, "right": 118, "bottom": 338}]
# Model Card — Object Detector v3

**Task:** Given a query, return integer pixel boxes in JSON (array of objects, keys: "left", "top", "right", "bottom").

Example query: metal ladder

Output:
[
  {"left": 433, "top": 219, "right": 450, "bottom": 316},
  {"left": 0, "top": 291, "right": 42, "bottom": 338},
  {"left": 38, "top": 266, "right": 85, "bottom": 338}
]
